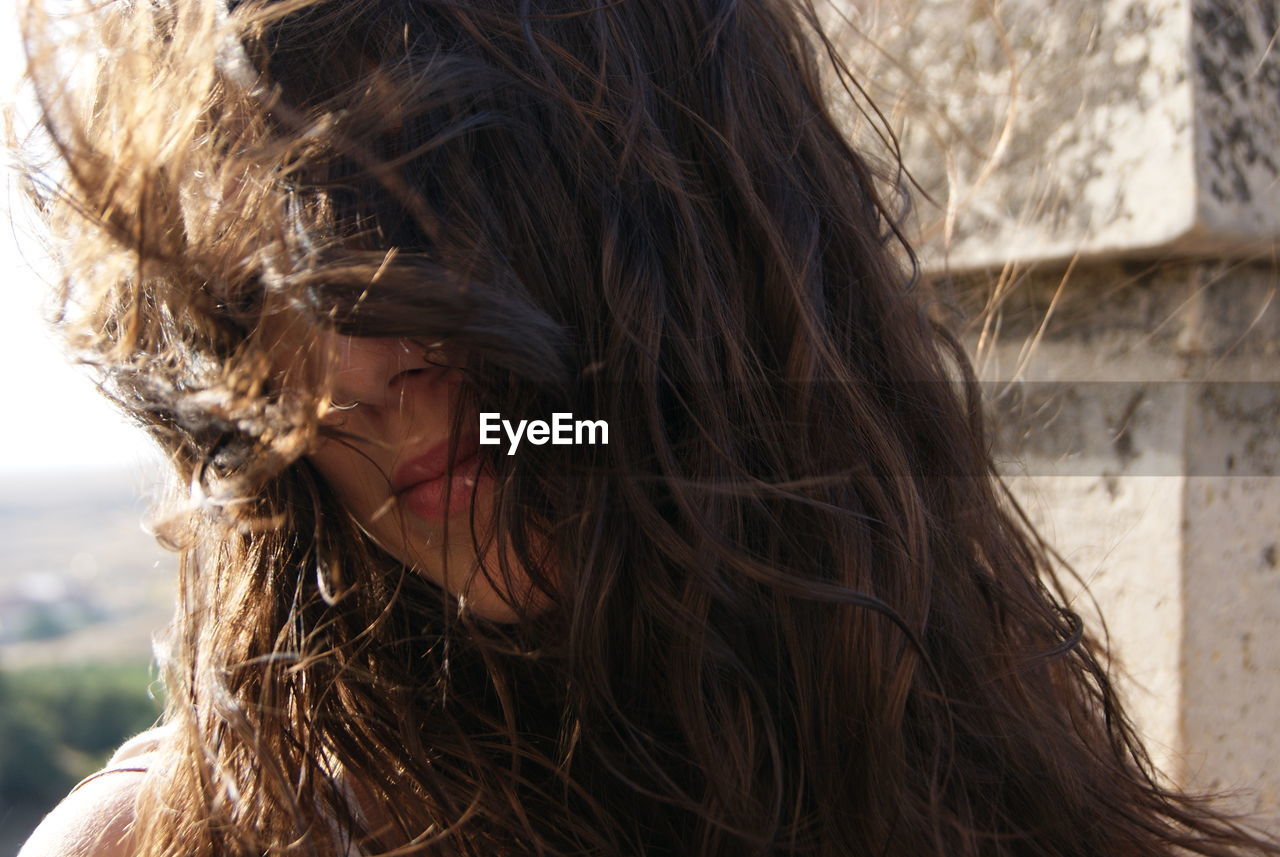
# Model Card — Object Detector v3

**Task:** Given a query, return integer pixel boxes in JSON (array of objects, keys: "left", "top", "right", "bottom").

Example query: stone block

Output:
[
  {"left": 842, "top": 0, "right": 1280, "bottom": 269},
  {"left": 958, "top": 259, "right": 1280, "bottom": 827}
]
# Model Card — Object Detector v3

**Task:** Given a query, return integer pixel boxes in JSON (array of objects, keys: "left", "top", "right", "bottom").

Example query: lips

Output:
[
  {"left": 391, "top": 435, "right": 483, "bottom": 494},
  {"left": 390, "top": 435, "right": 485, "bottom": 520}
]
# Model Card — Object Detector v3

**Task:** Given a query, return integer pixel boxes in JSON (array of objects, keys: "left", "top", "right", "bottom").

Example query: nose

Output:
[{"left": 321, "top": 331, "right": 444, "bottom": 410}]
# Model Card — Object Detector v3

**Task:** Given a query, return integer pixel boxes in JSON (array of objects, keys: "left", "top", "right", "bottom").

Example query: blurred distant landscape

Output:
[
  {"left": 0, "top": 467, "right": 174, "bottom": 667},
  {"left": 0, "top": 467, "right": 174, "bottom": 854}
]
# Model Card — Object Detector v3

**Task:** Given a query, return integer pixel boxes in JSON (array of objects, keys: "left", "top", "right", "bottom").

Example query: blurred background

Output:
[
  {"left": 0, "top": 0, "right": 172, "bottom": 849},
  {"left": 2, "top": 0, "right": 1279, "bottom": 853}
]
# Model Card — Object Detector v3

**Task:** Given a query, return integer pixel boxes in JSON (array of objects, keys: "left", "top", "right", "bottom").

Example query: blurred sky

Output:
[{"left": 0, "top": 3, "right": 161, "bottom": 476}]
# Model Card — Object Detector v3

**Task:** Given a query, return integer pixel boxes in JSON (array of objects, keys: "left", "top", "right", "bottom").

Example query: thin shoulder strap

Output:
[
  {"left": 66, "top": 761, "right": 152, "bottom": 796},
  {"left": 68, "top": 727, "right": 170, "bottom": 796}
]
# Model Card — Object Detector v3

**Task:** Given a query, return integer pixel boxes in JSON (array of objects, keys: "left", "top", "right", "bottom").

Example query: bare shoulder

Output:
[
  {"left": 17, "top": 768, "right": 144, "bottom": 857},
  {"left": 17, "top": 727, "right": 171, "bottom": 857}
]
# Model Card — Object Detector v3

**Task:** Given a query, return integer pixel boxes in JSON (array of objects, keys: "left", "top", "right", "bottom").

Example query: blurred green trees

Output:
[{"left": 0, "top": 662, "right": 161, "bottom": 805}]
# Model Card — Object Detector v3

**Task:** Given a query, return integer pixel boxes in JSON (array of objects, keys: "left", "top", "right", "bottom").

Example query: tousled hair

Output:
[{"left": 18, "top": 0, "right": 1280, "bottom": 855}]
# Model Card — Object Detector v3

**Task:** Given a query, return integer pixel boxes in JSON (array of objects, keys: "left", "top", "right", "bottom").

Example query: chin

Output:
[{"left": 456, "top": 573, "right": 550, "bottom": 623}]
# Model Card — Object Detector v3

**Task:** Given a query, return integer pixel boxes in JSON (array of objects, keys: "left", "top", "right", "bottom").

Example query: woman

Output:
[{"left": 16, "top": 0, "right": 1280, "bottom": 855}]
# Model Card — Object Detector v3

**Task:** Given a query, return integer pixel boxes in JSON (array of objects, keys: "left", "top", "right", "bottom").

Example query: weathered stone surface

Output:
[
  {"left": 844, "top": 0, "right": 1280, "bottom": 270},
  {"left": 1192, "top": 1, "right": 1280, "bottom": 243},
  {"left": 1181, "top": 474, "right": 1280, "bottom": 819},
  {"left": 1003, "top": 473, "right": 1186, "bottom": 779},
  {"left": 956, "top": 260, "right": 1280, "bottom": 827},
  {"left": 867, "top": 0, "right": 1280, "bottom": 832}
]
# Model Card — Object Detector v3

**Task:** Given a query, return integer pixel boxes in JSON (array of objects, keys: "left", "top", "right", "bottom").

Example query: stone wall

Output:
[
  {"left": 841, "top": 0, "right": 1280, "bottom": 829},
  {"left": 842, "top": 0, "right": 1280, "bottom": 266}
]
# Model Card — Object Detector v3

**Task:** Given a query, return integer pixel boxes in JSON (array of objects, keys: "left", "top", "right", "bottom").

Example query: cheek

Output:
[{"left": 306, "top": 439, "right": 390, "bottom": 520}]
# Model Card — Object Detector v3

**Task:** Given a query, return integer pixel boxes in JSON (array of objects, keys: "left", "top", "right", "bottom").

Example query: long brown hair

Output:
[{"left": 18, "top": 0, "right": 1280, "bottom": 854}]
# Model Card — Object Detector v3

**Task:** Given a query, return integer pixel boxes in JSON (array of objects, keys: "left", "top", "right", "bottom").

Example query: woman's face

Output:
[{"left": 278, "top": 327, "right": 537, "bottom": 621}]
